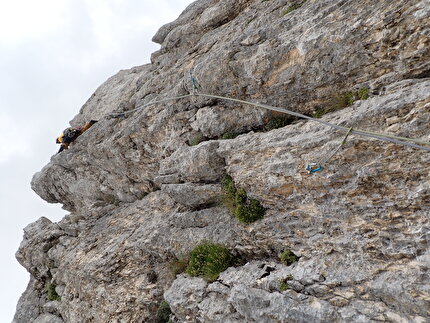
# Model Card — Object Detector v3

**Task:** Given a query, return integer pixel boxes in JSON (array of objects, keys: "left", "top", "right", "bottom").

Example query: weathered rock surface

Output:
[{"left": 15, "top": 0, "right": 430, "bottom": 322}]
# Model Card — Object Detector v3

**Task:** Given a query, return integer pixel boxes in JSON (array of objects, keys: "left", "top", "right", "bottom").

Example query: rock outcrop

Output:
[{"left": 15, "top": 0, "right": 430, "bottom": 322}]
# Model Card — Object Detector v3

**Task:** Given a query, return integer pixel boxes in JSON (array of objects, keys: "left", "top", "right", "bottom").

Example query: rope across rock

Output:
[{"left": 106, "top": 89, "right": 430, "bottom": 154}]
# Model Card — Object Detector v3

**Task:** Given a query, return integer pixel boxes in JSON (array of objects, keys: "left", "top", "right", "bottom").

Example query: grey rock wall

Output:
[{"left": 15, "top": 0, "right": 430, "bottom": 322}]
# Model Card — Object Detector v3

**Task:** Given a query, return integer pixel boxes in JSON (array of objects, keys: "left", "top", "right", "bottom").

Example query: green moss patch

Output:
[
  {"left": 264, "top": 115, "right": 294, "bottom": 131},
  {"left": 156, "top": 300, "right": 172, "bottom": 323},
  {"left": 282, "top": 2, "right": 304, "bottom": 15},
  {"left": 189, "top": 134, "right": 206, "bottom": 146},
  {"left": 221, "top": 131, "right": 240, "bottom": 140},
  {"left": 279, "top": 275, "right": 294, "bottom": 291},
  {"left": 221, "top": 175, "right": 264, "bottom": 224},
  {"left": 313, "top": 88, "right": 370, "bottom": 118},
  {"left": 279, "top": 280, "right": 290, "bottom": 291},
  {"left": 186, "top": 242, "right": 233, "bottom": 281},
  {"left": 279, "top": 249, "right": 299, "bottom": 266},
  {"left": 355, "top": 87, "right": 369, "bottom": 100},
  {"left": 47, "top": 283, "right": 61, "bottom": 301}
]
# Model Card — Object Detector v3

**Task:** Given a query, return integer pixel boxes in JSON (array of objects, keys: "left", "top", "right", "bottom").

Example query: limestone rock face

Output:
[{"left": 15, "top": 0, "right": 430, "bottom": 322}]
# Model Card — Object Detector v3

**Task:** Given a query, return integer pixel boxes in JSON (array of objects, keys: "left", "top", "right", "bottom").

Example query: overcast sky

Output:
[{"left": 0, "top": 0, "right": 195, "bottom": 320}]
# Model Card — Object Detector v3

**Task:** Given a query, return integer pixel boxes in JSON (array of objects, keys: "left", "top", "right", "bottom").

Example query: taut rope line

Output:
[{"left": 107, "top": 91, "right": 430, "bottom": 153}]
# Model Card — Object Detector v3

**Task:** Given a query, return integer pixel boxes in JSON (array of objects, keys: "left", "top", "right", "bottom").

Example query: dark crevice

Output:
[
  {"left": 189, "top": 202, "right": 219, "bottom": 212},
  {"left": 215, "top": 280, "right": 231, "bottom": 289},
  {"left": 403, "top": 71, "right": 430, "bottom": 80},
  {"left": 259, "top": 265, "right": 276, "bottom": 279}
]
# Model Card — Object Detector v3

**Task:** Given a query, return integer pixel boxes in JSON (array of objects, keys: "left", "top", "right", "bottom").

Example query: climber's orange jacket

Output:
[{"left": 56, "top": 120, "right": 98, "bottom": 153}]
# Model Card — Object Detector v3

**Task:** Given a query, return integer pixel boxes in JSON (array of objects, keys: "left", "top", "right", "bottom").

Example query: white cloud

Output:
[
  {"left": 0, "top": 0, "right": 68, "bottom": 47},
  {"left": 0, "top": 114, "right": 31, "bottom": 163}
]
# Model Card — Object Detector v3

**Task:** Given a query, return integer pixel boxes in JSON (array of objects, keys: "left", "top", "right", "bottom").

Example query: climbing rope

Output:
[
  {"left": 107, "top": 94, "right": 194, "bottom": 119},
  {"left": 191, "top": 92, "right": 430, "bottom": 152},
  {"left": 306, "top": 127, "right": 353, "bottom": 173},
  {"left": 322, "top": 127, "right": 353, "bottom": 164},
  {"left": 104, "top": 78, "right": 430, "bottom": 154}
]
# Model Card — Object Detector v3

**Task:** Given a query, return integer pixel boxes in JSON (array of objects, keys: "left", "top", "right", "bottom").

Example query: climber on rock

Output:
[{"left": 56, "top": 120, "right": 98, "bottom": 153}]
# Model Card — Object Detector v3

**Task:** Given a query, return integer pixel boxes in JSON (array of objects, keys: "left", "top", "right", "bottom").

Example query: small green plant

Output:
[
  {"left": 264, "top": 115, "right": 294, "bottom": 131},
  {"left": 222, "top": 175, "right": 237, "bottom": 199},
  {"left": 234, "top": 188, "right": 265, "bottom": 223},
  {"left": 221, "top": 175, "right": 265, "bottom": 224},
  {"left": 312, "top": 107, "right": 328, "bottom": 119},
  {"left": 47, "top": 283, "right": 61, "bottom": 301},
  {"left": 169, "top": 258, "right": 189, "bottom": 276},
  {"left": 279, "top": 275, "right": 294, "bottom": 291},
  {"left": 280, "top": 280, "right": 290, "bottom": 291},
  {"left": 190, "top": 134, "right": 206, "bottom": 146},
  {"left": 327, "top": 91, "right": 355, "bottom": 113},
  {"left": 221, "top": 131, "right": 240, "bottom": 140},
  {"left": 186, "top": 242, "right": 233, "bottom": 281},
  {"left": 313, "top": 88, "right": 370, "bottom": 118},
  {"left": 355, "top": 87, "right": 369, "bottom": 100},
  {"left": 279, "top": 249, "right": 299, "bottom": 266},
  {"left": 156, "top": 300, "right": 172, "bottom": 323},
  {"left": 221, "top": 175, "right": 237, "bottom": 212},
  {"left": 282, "top": 2, "right": 303, "bottom": 15}
]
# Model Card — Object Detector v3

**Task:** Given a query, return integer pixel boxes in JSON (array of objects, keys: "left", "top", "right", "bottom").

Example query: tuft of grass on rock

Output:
[
  {"left": 234, "top": 188, "right": 265, "bottom": 223},
  {"left": 47, "top": 283, "right": 61, "bottom": 301},
  {"left": 279, "top": 249, "right": 299, "bottom": 266},
  {"left": 221, "top": 175, "right": 264, "bottom": 224},
  {"left": 313, "top": 88, "right": 370, "bottom": 118},
  {"left": 332, "top": 91, "right": 355, "bottom": 109},
  {"left": 312, "top": 106, "right": 328, "bottom": 119},
  {"left": 186, "top": 242, "right": 233, "bottom": 281},
  {"left": 190, "top": 134, "right": 206, "bottom": 146},
  {"left": 221, "top": 131, "right": 240, "bottom": 140},
  {"left": 156, "top": 300, "right": 172, "bottom": 323},
  {"left": 355, "top": 87, "right": 369, "bottom": 100},
  {"left": 222, "top": 175, "right": 237, "bottom": 199},
  {"left": 282, "top": 2, "right": 304, "bottom": 15},
  {"left": 279, "top": 275, "right": 294, "bottom": 291},
  {"left": 264, "top": 115, "right": 294, "bottom": 131},
  {"left": 279, "top": 280, "right": 290, "bottom": 291}
]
